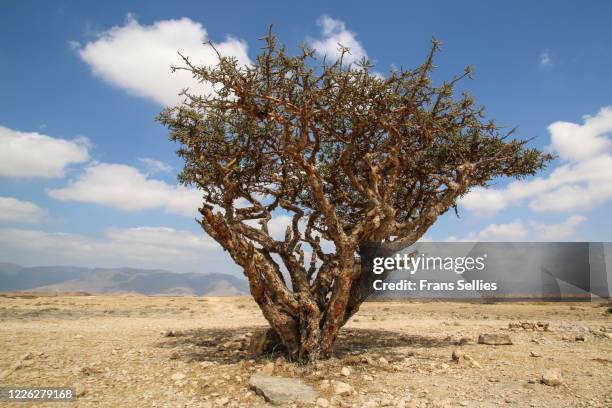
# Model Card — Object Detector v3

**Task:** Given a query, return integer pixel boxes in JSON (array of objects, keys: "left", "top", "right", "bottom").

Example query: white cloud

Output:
[
  {"left": 0, "top": 126, "right": 89, "bottom": 178},
  {"left": 548, "top": 107, "right": 612, "bottom": 162},
  {"left": 448, "top": 215, "right": 585, "bottom": 242},
  {"left": 266, "top": 214, "right": 293, "bottom": 240},
  {"left": 539, "top": 50, "right": 552, "bottom": 68},
  {"left": 309, "top": 15, "right": 367, "bottom": 65},
  {"left": 0, "top": 226, "right": 231, "bottom": 273},
  {"left": 74, "top": 15, "right": 251, "bottom": 105},
  {"left": 530, "top": 215, "right": 586, "bottom": 241},
  {"left": 476, "top": 220, "right": 528, "bottom": 241},
  {"left": 0, "top": 197, "right": 48, "bottom": 224},
  {"left": 139, "top": 157, "right": 172, "bottom": 174},
  {"left": 461, "top": 106, "right": 612, "bottom": 215},
  {"left": 47, "top": 162, "right": 201, "bottom": 217},
  {"left": 459, "top": 188, "right": 508, "bottom": 216}
]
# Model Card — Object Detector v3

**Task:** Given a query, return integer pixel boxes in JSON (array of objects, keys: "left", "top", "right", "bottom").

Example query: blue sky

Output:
[{"left": 1, "top": 1, "right": 612, "bottom": 273}]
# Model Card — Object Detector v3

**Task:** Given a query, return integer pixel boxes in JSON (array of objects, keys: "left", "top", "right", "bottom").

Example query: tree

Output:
[{"left": 158, "top": 31, "right": 552, "bottom": 362}]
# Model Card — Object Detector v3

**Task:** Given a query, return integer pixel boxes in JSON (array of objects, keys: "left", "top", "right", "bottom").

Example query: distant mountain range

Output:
[{"left": 0, "top": 262, "right": 249, "bottom": 296}]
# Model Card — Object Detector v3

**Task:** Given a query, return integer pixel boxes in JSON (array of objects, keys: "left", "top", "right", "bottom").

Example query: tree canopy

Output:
[{"left": 158, "top": 31, "right": 552, "bottom": 360}]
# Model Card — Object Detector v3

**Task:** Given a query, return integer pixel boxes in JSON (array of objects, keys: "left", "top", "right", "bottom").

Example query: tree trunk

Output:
[
  {"left": 249, "top": 264, "right": 382, "bottom": 361},
  {"left": 247, "top": 243, "right": 401, "bottom": 362}
]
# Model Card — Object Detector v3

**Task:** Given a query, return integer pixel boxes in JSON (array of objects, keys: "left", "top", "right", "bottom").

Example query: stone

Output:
[
  {"left": 575, "top": 334, "right": 587, "bottom": 342},
  {"left": 261, "top": 362, "right": 275, "bottom": 374},
  {"left": 74, "top": 383, "right": 86, "bottom": 397},
  {"left": 457, "top": 337, "right": 473, "bottom": 345},
  {"left": 451, "top": 350, "right": 464, "bottom": 362},
  {"left": 171, "top": 372, "right": 186, "bottom": 381},
  {"left": 215, "top": 396, "right": 229, "bottom": 406},
  {"left": 478, "top": 333, "right": 513, "bottom": 345},
  {"left": 378, "top": 357, "right": 388, "bottom": 364},
  {"left": 341, "top": 366, "right": 351, "bottom": 377},
  {"left": 464, "top": 354, "right": 482, "bottom": 368},
  {"left": 333, "top": 380, "right": 354, "bottom": 396},
  {"left": 316, "top": 397, "right": 330, "bottom": 407},
  {"left": 530, "top": 351, "right": 541, "bottom": 358},
  {"left": 541, "top": 368, "right": 563, "bottom": 386},
  {"left": 248, "top": 373, "right": 318, "bottom": 405}
]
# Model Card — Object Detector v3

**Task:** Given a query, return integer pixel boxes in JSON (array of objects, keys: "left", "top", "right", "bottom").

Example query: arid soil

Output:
[{"left": 0, "top": 294, "right": 611, "bottom": 407}]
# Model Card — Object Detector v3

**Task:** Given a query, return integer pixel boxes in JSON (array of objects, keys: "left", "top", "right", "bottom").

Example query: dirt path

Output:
[{"left": 0, "top": 295, "right": 610, "bottom": 407}]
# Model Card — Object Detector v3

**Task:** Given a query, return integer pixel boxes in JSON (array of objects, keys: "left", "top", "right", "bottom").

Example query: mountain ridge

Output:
[{"left": 0, "top": 263, "right": 248, "bottom": 296}]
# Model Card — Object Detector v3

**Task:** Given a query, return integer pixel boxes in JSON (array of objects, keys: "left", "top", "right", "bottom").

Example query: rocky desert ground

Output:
[{"left": 0, "top": 294, "right": 611, "bottom": 407}]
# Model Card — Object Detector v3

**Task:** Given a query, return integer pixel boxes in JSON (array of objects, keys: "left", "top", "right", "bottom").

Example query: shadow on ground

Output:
[{"left": 157, "top": 326, "right": 451, "bottom": 364}]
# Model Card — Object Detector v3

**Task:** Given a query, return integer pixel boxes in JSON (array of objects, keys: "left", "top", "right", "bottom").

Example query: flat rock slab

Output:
[
  {"left": 249, "top": 373, "right": 319, "bottom": 405},
  {"left": 478, "top": 333, "right": 513, "bottom": 345}
]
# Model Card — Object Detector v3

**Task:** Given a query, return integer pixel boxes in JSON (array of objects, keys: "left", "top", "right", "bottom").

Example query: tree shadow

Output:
[{"left": 157, "top": 326, "right": 451, "bottom": 365}]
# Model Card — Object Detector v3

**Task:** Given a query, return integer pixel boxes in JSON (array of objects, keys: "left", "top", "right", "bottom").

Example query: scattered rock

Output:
[
  {"left": 464, "top": 354, "right": 482, "bottom": 368},
  {"left": 316, "top": 397, "right": 330, "bottom": 407},
  {"left": 0, "top": 353, "right": 32, "bottom": 381},
  {"left": 80, "top": 366, "right": 102, "bottom": 376},
  {"left": 478, "top": 333, "right": 513, "bottom": 345},
  {"left": 261, "top": 362, "right": 275, "bottom": 374},
  {"left": 340, "top": 366, "right": 351, "bottom": 377},
  {"left": 248, "top": 373, "right": 318, "bottom": 405},
  {"left": 378, "top": 357, "right": 388, "bottom": 364},
  {"left": 171, "top": 372, "right": 186, "bottom": 381},
  {"left": 575, "top": 334, "right": 587, "bottom": 342},
  {"left": 530, "top": 351, "right": 541, "bottom": 358},
  {"left": 451, "top": 349, "right": 480, "bottom": 367},
  {"left": 455, "top": 336, "right": 474, "bottom": 345},
  {"left": 508, "top": 321, "right": 550, "bottom": 331},
  {"left": 74, "top": 384, "right": 86, "bottom": 397},
  {"left": 541, "top": 368, "right": 563, "bottom": 386},
  {"left": 332, "top": 380, "right": 354, "bottom": 396},
  {"left": 215, "top": 396, "right": 229, "bottom": 406}
]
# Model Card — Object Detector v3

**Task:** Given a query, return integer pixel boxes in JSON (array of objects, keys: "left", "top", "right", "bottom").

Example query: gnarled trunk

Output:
[{"left": 248, "top": 244, "right": 397, "bottom": 362}]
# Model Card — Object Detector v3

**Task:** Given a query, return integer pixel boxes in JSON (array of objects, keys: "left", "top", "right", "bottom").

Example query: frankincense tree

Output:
[{"left": 158, "top": 31, "right": 551, "bottom": 362}]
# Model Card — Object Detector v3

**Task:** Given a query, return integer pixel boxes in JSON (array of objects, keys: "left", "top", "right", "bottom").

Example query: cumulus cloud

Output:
[
  {"left": 309, "top": 16, "right": 367, "bottom": 65},
  {"left": 539, "top": 50, "right": 552, "bottom": 68},
  {"left": 138, "top": 157, "right": 172, "bottom": 174},
  {"left": 530, "top": 215, "right": 586, "bottom": 241},
  {"left": 74, "top": 15, "right": 251, "bottom": 105},
  {"left": 0, "top": 197, "right": 48, "bottom": 224},
  {"left": 461, "top": 106, "right": 612, "bottom": 215},
  {"left": 476, "top": 220, "right": 529, "bottom": 241},
  {"left": 0, "top": 126, "right": 89, "bottom": 178},
  {"left": 548, "top": 107, "right": 612, "bottom": 162},
  {"left": 47, "top": 162, "right": 201, "bottom": 217},
  {"left": 448, "top": 215, "right": 585, "bottom": 242},
  {"left": 0, "top": 226, "right": 231, "bottom": 273}
]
